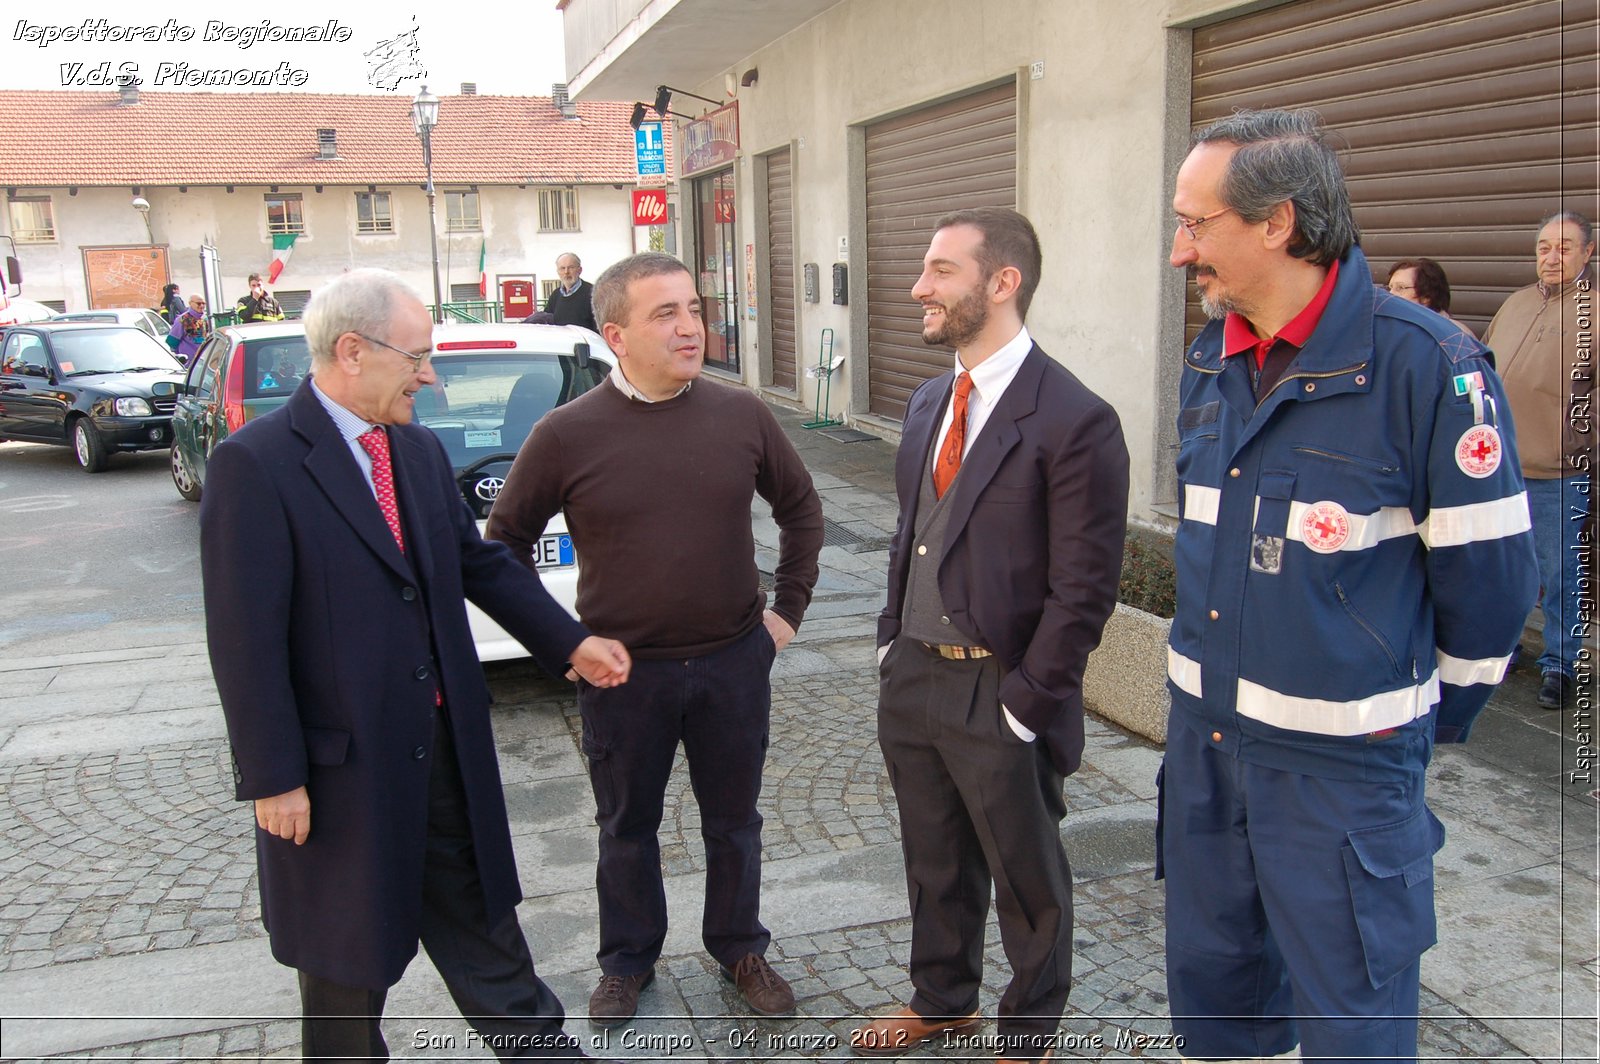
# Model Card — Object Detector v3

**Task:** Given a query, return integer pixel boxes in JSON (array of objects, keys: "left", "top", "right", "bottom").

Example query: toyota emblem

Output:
[{"left": 474, "top": 476, "right": 506, "bottom": 501}]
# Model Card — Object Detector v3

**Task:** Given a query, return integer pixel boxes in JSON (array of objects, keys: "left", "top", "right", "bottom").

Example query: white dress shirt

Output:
[{"left": 882, "top": 325, "right": 1039, "bottom": 742}]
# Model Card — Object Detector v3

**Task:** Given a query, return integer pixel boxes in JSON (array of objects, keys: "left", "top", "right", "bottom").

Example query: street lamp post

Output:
[
  {"left": 411, "top": 86, "right": 444, "bottom": 324},
  {"left": 131, "top": 196, "right": 154, "bottom": 243}
]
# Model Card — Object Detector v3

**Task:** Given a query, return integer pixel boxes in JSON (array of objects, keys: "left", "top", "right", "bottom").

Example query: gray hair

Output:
[
  {"left": 557, "top": 251, "right": 582, "bottom": 268},
  {"left": 592, "top": 252, "right": 692, "bottom": 329},
  {"left": 303, "top": 269, "right": 419, "bottom": 366},
  {"left": 1539, "top": 210, "right": 1594, "bottom": 248},
  {"left": 1193, "top": 108, "right": 1359, "bottom": 266}
]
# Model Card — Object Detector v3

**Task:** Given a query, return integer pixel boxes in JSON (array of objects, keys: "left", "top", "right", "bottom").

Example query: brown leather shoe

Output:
[
  {"left": 850, "top": 1007, "right": 982, "bottom": 1057},
  {"left": 720, "top": 952, "right": 795, "bottom": 1015},
  {"left": 587, "top": 968, "right": 653, "bottom": 1028}
]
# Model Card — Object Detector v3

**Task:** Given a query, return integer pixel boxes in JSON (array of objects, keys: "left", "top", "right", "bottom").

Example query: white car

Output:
[
  {"left": 54, "top": 307, "right": 172, "bottom": 344},
  {"left": 0, "top": 297, "right": 59, "bottom": 325},
  {"left": 421, "top": 322, "right": 612, "bottom": 660}
]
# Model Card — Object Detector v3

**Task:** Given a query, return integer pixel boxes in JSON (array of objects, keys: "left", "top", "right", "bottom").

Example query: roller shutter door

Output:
[
  {"left": 1190, "top": 0, "right": 1599, "bottom": 340},
  {"left": 767, "top": 148, "right": 798, "bottom": 391},
  {"left": 865, "top": 83, "right": 1017, "bottom": 421}
]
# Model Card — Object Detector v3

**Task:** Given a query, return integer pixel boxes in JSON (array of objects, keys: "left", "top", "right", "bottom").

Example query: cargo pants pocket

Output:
[{"left": 1340, "top": 804, "right": 1446, "bottom": 988}]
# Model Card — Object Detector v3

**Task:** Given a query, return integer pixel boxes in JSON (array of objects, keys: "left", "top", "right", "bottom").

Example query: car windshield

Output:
[
  {"left": 51, "top": 328, "right": 183, "bottom": 375},
  {"left": 421, "top": 352, "right": 606, "bottom": 468}
]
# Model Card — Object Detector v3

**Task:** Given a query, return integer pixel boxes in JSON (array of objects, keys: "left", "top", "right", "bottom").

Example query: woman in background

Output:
[{"left": 1386, "top": 257, "right": 1474, "bottom": 336}]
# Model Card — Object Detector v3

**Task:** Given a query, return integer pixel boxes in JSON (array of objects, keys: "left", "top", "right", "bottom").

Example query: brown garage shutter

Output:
[
  {"left": 1189, "top": 0, "right": 1599, "bottom": 340},
  {"left": 865, "top": 83, "right": 1017, "bottom": 421},
  {"left": 767, "top": 148, "right": 798, "bottom": 390}
]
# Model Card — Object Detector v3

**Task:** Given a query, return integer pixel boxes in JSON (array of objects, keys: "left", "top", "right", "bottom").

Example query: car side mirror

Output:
[
  {"left": 574, "top": 342, "right": 590, "bottom": 368},
  {"left": 19, "top": 362, "right": 48, "bottom": 378},
  {"left": 151, "top": 381, "right": 178, "bottom": 399}
]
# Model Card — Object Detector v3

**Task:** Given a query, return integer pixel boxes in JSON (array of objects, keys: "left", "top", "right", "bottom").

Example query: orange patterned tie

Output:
[
  {"left": 358, "top": 427, "right": 405, "bottom": 554},
  {"left": 933, "top": 372, "right": 973, "bottom": 499}
]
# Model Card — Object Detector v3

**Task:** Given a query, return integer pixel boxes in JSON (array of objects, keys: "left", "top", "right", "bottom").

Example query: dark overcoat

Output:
[{"left": 200, "top": 381, "right": 586, "bottom": 989}]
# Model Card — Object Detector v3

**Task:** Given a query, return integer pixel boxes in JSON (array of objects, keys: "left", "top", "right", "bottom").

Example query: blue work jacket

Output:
[{"left": 1168, "top": 247, "right": 1539, "bottom": 779}]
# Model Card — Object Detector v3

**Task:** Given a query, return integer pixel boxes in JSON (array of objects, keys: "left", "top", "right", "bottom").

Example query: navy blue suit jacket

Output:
[
  {"left": 201, "top": 380, "right": 587, "bottom": 989},
  {"left": 878, "top": 344, "right": 1130, "bottom": 776}
]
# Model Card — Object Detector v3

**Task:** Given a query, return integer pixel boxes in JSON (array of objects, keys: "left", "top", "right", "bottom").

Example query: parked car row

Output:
[{"left": 0, "top": 322, "right": 186, "bottom": 471}]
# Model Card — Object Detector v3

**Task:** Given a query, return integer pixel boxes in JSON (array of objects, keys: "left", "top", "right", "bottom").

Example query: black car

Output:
[{"left": 0, "top": 323, "right": 186, "bottom": 472}]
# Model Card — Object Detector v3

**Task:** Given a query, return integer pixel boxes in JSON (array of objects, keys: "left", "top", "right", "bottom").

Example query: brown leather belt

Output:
[{"left": 922, "top": 642, "right": 992, "bottom": 660}]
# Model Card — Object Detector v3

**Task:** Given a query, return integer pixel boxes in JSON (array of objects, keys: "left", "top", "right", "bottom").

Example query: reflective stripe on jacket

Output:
[{"left": 1168, "top": 246, "right": 1538, "bottom": 775}]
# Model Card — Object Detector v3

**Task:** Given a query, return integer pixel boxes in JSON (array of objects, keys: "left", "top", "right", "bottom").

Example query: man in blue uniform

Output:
[{"left": 1161, "top": 109, "right": 1538, "bottom": 1064}]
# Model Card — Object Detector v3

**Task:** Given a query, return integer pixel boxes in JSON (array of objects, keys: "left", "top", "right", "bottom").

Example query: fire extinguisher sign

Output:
[{"left": 632, "top": 189, "right": 669, "bottom": 226}]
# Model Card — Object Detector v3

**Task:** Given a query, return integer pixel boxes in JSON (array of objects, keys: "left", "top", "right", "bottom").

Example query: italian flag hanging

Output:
[
  {"left": 267, "top": 233, "right": 297, "bottom": 284},
  {"left": 477, "top": 239, "right": 488, "bottom": 298}
]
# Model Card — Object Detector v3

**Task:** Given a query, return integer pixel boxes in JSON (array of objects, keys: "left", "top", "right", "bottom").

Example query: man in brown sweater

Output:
[
  {"left": 1483, "top": 210, "right": 1595, "bottom": 709},
  {"left": 487, "top": 252, "right": 824, "bottom": 1028}
]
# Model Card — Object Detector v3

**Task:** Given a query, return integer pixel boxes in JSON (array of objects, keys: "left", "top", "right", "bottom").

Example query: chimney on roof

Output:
[
  {"left": 461, "top": 82, "right": 477, "bottom": 96},
  {"left": 316, "top": 128, "right": 338, "bottom": 160},
  {"left": 552, "top": 83, "right": 578, "bottom": 119},
  {"left": 116, "top": 78, "right": 139, "bottom": 106}
]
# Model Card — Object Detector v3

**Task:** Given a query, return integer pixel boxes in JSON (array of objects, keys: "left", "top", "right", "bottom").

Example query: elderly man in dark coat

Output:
[{"left": 200, "top": 267, "right": 630, "bottom": 1061}]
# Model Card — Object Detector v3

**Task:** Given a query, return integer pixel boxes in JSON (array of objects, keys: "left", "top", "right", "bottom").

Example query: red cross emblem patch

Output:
[
  {"left": 1455, "top": 425, "right": 1502, "bottom": 479},
  {"left": 1301, "top": 501, "right": 1351, "bottom": 554}
]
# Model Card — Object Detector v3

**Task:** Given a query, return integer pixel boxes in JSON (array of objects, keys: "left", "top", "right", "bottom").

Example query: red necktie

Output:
[
  {"left": 358, "top": 427, "right": 405, "bottom": 554},
  {"left": 933, "top": 372, "right": 973, "bottom": 499}
]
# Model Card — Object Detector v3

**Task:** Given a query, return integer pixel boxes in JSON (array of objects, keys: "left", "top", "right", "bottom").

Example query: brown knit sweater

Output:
[{"left": 486, "top": 377, "right": 824, "bottom": 658}]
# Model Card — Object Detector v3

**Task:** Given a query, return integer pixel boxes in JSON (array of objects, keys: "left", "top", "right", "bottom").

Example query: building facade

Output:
[
  {"left": 1, "top": 86, "right": 669, "bottom": 320},
  {"left": 560, "top": 0, "right": 1598, "bottom": 520}
]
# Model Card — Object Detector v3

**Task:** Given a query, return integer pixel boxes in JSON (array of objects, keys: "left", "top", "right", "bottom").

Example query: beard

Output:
[
  {"left": 1192, "top": 266, "right": 1238, "bottom": 321},
  {"left": 921, "top": 284, "right": 989, "bottom": 348}
]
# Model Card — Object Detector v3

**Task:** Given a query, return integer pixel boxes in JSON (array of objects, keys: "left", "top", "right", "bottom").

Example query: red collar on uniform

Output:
[{"left": 1223, "top": 258, "right": 1341, "bottom": 369}]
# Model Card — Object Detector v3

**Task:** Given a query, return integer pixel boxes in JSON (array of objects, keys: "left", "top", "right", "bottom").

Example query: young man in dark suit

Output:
[
  {"left": 852, "top": 208, "right": 1129, "bottom": 1064},
  {"left": 200, "top": 268, "right": 630, "bottom": 1061}
]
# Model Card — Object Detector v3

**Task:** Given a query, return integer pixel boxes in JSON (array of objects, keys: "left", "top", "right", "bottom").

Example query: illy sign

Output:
[{"left": 631, "top": 189, "right": 669, "bottom": 226}]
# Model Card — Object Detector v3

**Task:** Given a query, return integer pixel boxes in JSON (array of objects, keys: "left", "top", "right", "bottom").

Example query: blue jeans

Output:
[{"left": 1525, "top": 475, "right": 1590, "bottom": 678}]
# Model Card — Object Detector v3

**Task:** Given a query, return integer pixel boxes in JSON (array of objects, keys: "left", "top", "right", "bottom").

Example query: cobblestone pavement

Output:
[
  {"left": 4, "top": 648, "right": 1532, "bottom": 1061},
  {"left": 0, "top": 742, "right": 260, "bottom": 974}
]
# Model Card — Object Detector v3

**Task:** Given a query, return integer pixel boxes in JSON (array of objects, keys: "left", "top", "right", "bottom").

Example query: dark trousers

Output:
[
  {"left": 877, "top": 640, "right": 1073, "bottom": 1055},
  {"left": 577, "top": 624, "right": 776, "bottom": 975},
  {"left": 299, "top": 710, "right": 581, "bottom": 1062},
  {"left": 1160, "top": 715, "right": 1436, "bottom": 1064}
]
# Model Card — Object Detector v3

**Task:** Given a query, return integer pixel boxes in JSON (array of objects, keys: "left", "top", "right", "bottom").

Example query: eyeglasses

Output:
[
  {"left": 1387, "top": 283, "right": 1416, "bottom": 294},
  {"left": 357, "top": 332, "right": 432, "bottom": 368},
  {"left": 1176, "top": 206, "right": 1235, "bottom": 240}
]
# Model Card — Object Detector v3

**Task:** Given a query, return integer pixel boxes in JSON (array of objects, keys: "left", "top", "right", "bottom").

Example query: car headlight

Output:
[{"left": 113, "top": 397, "right": 154, "bottom": 416}]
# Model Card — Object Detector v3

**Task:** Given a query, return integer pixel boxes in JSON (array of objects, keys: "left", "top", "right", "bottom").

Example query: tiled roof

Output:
[{"left": 0, "top": 89, "right": 671, "bottom": 187}]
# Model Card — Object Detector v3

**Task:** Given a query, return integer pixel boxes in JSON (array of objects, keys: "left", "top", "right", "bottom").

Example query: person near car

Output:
[
  {"left": 542, "top": 253, "right": 598, "bottom": 331},
  {"left": 235, "top": 273, "right": 287, "bottom": 323},
  {"left": 167, "top": 295, "right": 211, "bottom": 364},
  {"left": 1482, "top": 210, "right": 1596, "bottom": 710},
  {"left": 849, "top": 208, "right": 1130, "bottom": 1064},
  {"left": 486, "top": 251, "right": 824, "bottom": 1029},
  {"left": 1161, "top": 108, "right": 1537, "bottom": 1064},
  {"left": 157, "top": 282, "right": 185, "bottom": 324},
  {"left": 199, "top": 267, "right": 632, "bottom": 1062}
]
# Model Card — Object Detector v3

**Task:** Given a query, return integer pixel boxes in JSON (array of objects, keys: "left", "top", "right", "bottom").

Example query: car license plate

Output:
[{"left": 535, "top": 533, "right": 574, "bottom": 570}]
